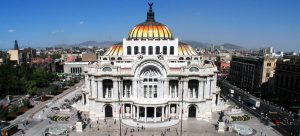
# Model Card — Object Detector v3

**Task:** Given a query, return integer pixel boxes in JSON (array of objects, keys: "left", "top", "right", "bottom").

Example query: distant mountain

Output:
[
  {"left": 218, "top": 43, "right": 245, "bottom": 50},
  {"left": 182, "top": 40, "right": 209, "bottom": 49},
  {"left": 52, "top": 41, "right": 119, "bottom": 48}
]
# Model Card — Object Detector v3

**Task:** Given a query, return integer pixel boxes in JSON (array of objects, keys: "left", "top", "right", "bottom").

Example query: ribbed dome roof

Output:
[{"left": 128, "top": 3, "right": 173, "bottom": 40}]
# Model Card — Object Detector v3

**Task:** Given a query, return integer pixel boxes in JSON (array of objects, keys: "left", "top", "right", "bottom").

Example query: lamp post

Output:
[
  {"left": 180, "top": 88, "right": 184, "bottom": 136},
  {"left": 118, "top": 83, "right": 122, "bottom": 136}
]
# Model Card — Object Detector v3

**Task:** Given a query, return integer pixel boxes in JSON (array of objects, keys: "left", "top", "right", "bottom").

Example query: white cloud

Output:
[
  {"left": 8, "top": 29, "right": 16, "bottom": 33},
  {"left": 79, "top": 21, "right": 84, "bottom": 25},
  {"left": 51, "top": 29, "right": 64, "bottom": 34}
]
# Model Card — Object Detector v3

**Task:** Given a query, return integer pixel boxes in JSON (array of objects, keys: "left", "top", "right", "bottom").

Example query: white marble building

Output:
[{"left": 76, "top": 3, "right": 224, "bottom": 123}]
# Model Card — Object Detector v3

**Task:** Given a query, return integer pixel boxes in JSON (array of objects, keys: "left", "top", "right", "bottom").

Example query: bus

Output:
[
  {"left": 1, "top": 124, "right": 18, "bottom": 136},
  {"left": 247, "top": 97, "right": 261, "bottom": 108}
]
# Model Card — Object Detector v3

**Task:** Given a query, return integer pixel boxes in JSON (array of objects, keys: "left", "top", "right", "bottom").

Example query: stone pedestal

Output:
[
  {"left": 76, "top": 122, "right": 83, "bottom": 132},
  {"left": 218, "top": 122, "right": 225, "bottom": 132}
]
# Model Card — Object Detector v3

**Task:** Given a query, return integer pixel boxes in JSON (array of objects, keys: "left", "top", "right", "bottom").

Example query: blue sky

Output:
[{"left": 0, "top": 0, "right": 299, "bottom": 51}]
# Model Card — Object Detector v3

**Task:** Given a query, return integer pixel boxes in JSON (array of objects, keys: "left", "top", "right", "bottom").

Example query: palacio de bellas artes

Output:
[{"left": 75, "top": 3, "right": 226, "bottom": 125}]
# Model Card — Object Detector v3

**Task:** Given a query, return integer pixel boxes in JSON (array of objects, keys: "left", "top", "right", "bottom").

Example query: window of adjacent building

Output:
[
  {"left": 163, "top": 46, "right": 167, "bottom": 55},
  {"left": 155, "top": 46, "right": 160, "bottom": 54},
  {"left": 141, "top": 46, "right": 146, "bottom": 54},
  {"left": 266, "top": 73, "right": 270, "bottom": 77},
  {"left": 148, "top": 46, "right": 153, "bottom": 55},
  {"left": 127, "top": 46, "right": 131, "bottom": 55},
  {"left": 170, "top": 46, "right": 174, "bottom": 55},
  {"left": 134, "top": 46, "right": 139, "bottom": 55},
  {"left": 267, "top": 63, "right": 271, "bottom": 67}
]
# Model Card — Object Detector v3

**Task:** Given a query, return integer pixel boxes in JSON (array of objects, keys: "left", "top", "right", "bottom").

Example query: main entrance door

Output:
[
  {"left": 105, "top": 105, "right": 113, "bottom": 117},
  {"left": 188, "top": 105, "right": 196, "bottom": 118}
]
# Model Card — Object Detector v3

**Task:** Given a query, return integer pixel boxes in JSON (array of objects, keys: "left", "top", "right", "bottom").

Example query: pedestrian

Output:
[{"left": 138, "top": 128, "right": 139, "bottom": 132}]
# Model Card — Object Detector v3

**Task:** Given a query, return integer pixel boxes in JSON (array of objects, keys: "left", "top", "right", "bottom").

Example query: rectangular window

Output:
[
  {"left": 154, "top": 85, "right": 157, "bottom": 98},
  {"left": 163, "top": 46, "right": 167, "bottom": 55},
  {"left": 144, "top": 85, "right": 147, "bottom": 98},
  {"left": 149, "top": 85, "right": 152, "bottom": 98}
]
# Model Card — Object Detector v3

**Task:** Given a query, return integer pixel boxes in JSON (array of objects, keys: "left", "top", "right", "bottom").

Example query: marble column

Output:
[
  {"left": 176, "top": 104, "right": 179, "bottom": 118},
  {"left": 132, "top": 79, "right": 137, "bottom": 99},
  {"left": 122, "top": 104, "right": 125, "bottom": 118},
  {"left": 193, "top": 88, "right": 196, "bottom": 98},
  {"left": 164, "top": 79, "right": 169, "bottom": 99},
  {"left": 175, "top": 85, "right": 177, "bottom": 98},
  {"left": 137, "top": 106, "right": 140, "bottom": 121},
  {"left": 183, "top": 80, "right": 188, "bottom": 98},
  {"left": 179, "top": 81, "right": 182, "bottom": 99},
  {"left": 199, "top": 80, "right": 203, "bottom": 99},
  {"left": 154, "top": 107, "right": 157, "bottom": 122},
  {"left": 130, "top": 104, "right": 133, "bottom": 118},
  {"left": 144, "top": 107, "right": 147, "bottom": 122},
  {"left": 168, "top": 104, "right": 171, "bottom": 118},
  {"left": 169, "top": 86, "right": 172, "bottom": 98},
  {"left": 99, "top": 80, "right": 103, "bottom": 98},
  {"left": 96, "top": 81, "right": 99, "bottom": 99},
  {"left": 133, "top": 106, "right": 136, "bottom": 119},
  {"left": 113, "top": 80, "right": 118, "bottom": 98},
  {"left": 162, "top": 106, "right": 164, "bottom": 121}
]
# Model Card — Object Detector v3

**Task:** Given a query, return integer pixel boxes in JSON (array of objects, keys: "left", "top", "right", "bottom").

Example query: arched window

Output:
[
  {"left": 141, "top": 46, "right": 146, "bottom": 54},
  {"left": 134, "top": 46, "right": 139, "bottom": 55},
  {"left": 170, "top": 46, "right": 174, "bottom": 55},
  {"left": 189, "top": 67, "right": 199, "bottom": 72},
  {"left": 111, "top": 57, "right": 115, "bottom": 60},
  {"left": 179, "top": 57, "right": 184, "bottom": 60},
  {"left": 163, "top": 46, "right": 167, "bottom": 55},
  {"left": 103, "top": 58, "right": 108, "bottom": 60},
  {"left": 127, "top": 46, "right": 131, "bottom": 55},
  {"left": 155, "top": 46, "right": 160, "bottom": 54},
  {"left": 148, "top": 46, "right": 153, "bottom": 55},
  {"left": 103, "top": 67, "right": 112, "bottom": 72},
  {"left": 117, "top": 57, "right": 122, "bottom": 60},
  {"left": 186, "top": 57, "right": 191, "bottom": 60}
]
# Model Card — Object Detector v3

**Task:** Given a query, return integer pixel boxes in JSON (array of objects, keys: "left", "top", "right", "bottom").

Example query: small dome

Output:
[{"left": 128, "top": 3, "right": 173, "bottom": 40}]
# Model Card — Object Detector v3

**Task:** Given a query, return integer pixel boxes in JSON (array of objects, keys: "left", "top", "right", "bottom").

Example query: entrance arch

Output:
[
  {"left": 105, "top": 105, "right": 113, "bottom": 117},
  {"left": 188, "top": 105, "right": 197, "bottom": 118}
]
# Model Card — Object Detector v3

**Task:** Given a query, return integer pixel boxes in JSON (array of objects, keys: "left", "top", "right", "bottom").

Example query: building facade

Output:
[
  {"left": 229, "top": 56, "right": 276, "bottom": 97},
  {"left": 273, "top": 55, "right": 300, "bottom": 113},
  {"left": 76, "top": 3, "right": 224, "bottom": 122}
]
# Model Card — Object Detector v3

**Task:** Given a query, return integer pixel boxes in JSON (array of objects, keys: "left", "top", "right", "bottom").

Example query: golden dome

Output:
[{"left": 128, "top": 3, "right": 173, "bottom": 40}]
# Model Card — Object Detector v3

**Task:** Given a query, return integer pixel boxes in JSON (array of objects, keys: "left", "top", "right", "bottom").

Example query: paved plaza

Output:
[{"left": 69, "top": 118, "right": 234, "bottom": 136}]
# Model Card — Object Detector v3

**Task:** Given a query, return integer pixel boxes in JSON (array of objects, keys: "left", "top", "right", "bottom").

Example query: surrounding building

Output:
[
  {"left": 273, "top": 55, "right": 300, "bottom": 113},
  {"left": 63, "top": 62, "right": 89, "bottom": 74},
  {"left": 216, "top": 60, "right": 230, "bottom": 76},
  {"left": 229, "top": 55, "right": 276, "bottom": 97},
  {"left": 75, "top": 3, "right": 225, "bottom": 122},
  {"left": 82, "top": 53, "right": 97, "bottom": 62}
]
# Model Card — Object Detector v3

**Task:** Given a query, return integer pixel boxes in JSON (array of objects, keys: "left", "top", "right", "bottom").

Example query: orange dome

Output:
[{"left": 127, "top": 3, "right": 173, "bottom": 40}]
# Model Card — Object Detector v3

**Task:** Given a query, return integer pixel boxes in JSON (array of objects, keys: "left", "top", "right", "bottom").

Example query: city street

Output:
[
  {"left": 12, "top": 81, "right": 84, "bottom": 136},
  {"left": 218, "top": 79, "right": 300, "bottom": 136}
]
